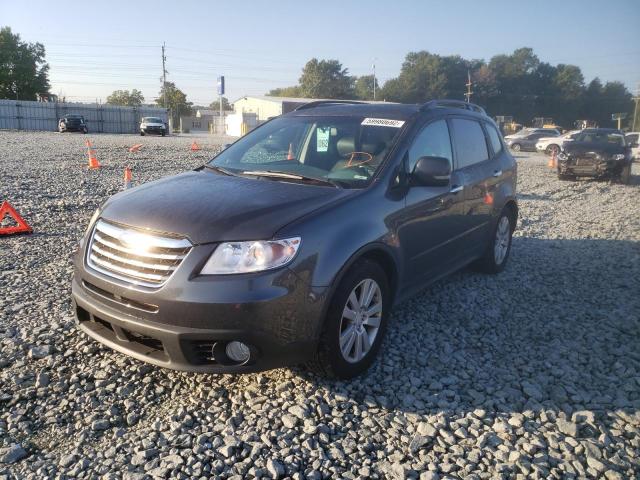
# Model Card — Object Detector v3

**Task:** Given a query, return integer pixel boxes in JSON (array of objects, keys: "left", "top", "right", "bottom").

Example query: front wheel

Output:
[
  {"left": 511, "top": 143, "right": 521, "bottom": 152},
  {"left": 140, "top": 131, "right": 145, "bottom": 136},
  {"left": 473, "top": 211, "right": 513, "bottom": 274},
  {"left": 308, "top": 260, "right": 390, "bottom": 379}
]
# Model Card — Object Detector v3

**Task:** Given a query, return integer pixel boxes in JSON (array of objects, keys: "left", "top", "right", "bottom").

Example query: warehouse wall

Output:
[{"left": 0, "top": 100, "right": 168, "bottom": 134}]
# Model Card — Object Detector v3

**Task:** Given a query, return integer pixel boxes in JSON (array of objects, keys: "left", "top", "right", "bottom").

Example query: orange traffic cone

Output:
[
  {"left": 87, "top": 141, "right": 101, "bottom": 169},
  {"left": 548, "top": 150, "right": 557, "bottom": 169},
  {"left": 128, "top": 144, "right": 143, "bottom": 153},
  {"left": 124, "top": 166, "right": 133, "bottom": 189},
  {"left": 190, "top": 141, "right": 200, "bottom": 151},
  {"left": 287, "top": 143, "right": 295, "bottom": 160}
]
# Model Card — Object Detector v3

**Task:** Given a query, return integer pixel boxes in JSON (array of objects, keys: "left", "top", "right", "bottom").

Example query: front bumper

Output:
[
  {"left": 71, "top": 240, "right": 328, "bottom": 373},
  {"left": 141, "top": 126, "right": 166, "bottom": 134},
  {"left": 559, "top": 158, "right": 627, "bottom": 177}
]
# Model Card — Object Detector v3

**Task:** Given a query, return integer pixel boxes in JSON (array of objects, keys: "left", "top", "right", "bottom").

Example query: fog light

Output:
[{"left": 225, "top": 341, "right": 250, "bottom": 363}]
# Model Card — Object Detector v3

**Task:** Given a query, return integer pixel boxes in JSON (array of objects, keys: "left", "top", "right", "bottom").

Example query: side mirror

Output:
[{"left": 412, "top": 156, "right": 451, "bottom": 187}]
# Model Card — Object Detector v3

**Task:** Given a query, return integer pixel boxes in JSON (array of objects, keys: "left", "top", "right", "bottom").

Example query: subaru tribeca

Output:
[{"left": 72, "top": 100, "right": 518, "bottom": 379}]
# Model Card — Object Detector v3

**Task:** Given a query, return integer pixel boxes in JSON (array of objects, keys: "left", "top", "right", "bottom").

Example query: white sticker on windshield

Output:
[
  {"left": 316, "top": 127, "right": 330, "bottom": 152},
  {"left": 362, "top": 118, "right": 405, "bottom": 128}
]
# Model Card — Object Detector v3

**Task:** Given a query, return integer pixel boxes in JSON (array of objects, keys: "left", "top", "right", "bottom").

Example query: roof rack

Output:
[
  {"left": 420, "top": 99, "right": 486, "bottom": 115},
  {"left": 294, "top": 100, "right": 366, "bottom": 111}
]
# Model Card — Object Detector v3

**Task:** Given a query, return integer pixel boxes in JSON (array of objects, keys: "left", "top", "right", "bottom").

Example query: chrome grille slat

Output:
[
  {"left": 87, "top": 219, "right": 192, "bottom": 288},
  {"left": 91, "top": 244, "right": 179, "bottom": 271},
  {"left": 93, "top": 233, "right": 188, "bottom": 260}
]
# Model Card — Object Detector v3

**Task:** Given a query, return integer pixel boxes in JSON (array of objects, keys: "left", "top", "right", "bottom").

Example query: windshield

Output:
[
  {"left": 143, "top": 117, "right": 163, "bottom": 123},
  {"left": 209, "top": 115, "right": 404, "bottom": 188},
  {"left": 575, "top": 131, "right": 625, "bottom": 146}
]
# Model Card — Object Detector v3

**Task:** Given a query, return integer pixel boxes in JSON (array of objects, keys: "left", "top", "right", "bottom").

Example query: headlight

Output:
[
  {"left": 200, "top": 237, "right": 301, "bottom": 274},
  {"left": 558, "top": 152, "right": 567, "bottom": 160},
  {"left": 612, "top": 154, "right": 625, "bottom": 161}
]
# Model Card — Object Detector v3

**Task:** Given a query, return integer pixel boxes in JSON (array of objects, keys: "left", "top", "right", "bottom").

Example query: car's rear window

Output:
[{"left": 209, "top": 115, "right": 405, "bottom": 188}]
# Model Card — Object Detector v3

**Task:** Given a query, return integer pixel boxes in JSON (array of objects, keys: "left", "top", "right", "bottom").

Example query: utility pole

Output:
[
  {"left": 372, "top": 61, "right": 377, "bottom": 101},
  {"left": 464, "top": 70, "right": 473, "bottom": 103},
  {"left": 633, "top": 83, "right": 639, "bottom": 132},
  {"left": 161, "top": 42, "right": 168, "bottom": 108}
]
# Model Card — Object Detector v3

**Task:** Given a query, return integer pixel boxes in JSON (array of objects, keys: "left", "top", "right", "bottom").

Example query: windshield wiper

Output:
[
  {"left": 204, "top": 164, "right": 239, "bottom": 176},
  {"left": 243, "top": 170, "right": 343, "bottom": 188}
]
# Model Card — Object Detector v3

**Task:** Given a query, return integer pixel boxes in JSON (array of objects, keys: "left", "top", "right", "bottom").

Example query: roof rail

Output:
[
  {"left": 294, "top": 100, "right": 366, "bottom": 111},
  {"left": 420, "top": 99, "right": 486, "bottom": 115}
]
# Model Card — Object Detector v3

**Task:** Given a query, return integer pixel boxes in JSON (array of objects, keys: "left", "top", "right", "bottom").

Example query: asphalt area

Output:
[{"left": 0, "top": 130, "right": 639, "bottom": 479}]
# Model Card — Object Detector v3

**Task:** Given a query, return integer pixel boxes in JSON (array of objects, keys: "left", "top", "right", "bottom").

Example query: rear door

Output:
[{"left": 449, "top": 117, "right": 498, "bottom": 258}]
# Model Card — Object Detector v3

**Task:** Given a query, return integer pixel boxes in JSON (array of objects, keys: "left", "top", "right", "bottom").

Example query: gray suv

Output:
[{"left": 72, "top": 100, "right": 518, "bottom": 378}]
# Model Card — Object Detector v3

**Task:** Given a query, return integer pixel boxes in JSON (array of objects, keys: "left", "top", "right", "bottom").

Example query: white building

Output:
[{"left": 232, "top": 96, "right": 332, "bottom": 122}]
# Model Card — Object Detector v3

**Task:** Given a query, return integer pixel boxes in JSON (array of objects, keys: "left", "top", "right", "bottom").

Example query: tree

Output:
[
  {"left": 354, "top": 75, "right": 376, "bottom": 100},
  {"left": 208, "top": 97, "right": 231, "bottom": 111},
  {"left": 106, "top": 89, "right": 144, "bottom": 106},
  {"left": 267, "top": 86, "right": 302, "bottom": 97},
  {"left": 155, "top": 82, "right": 192, "bottom": 125},
  {"left": 0, "top": 27, "right": 50, "bottom": 100},
  {"left": 380, "top": 51, "right": 447, "bottom": 103},
  {"left": 298, "top": 59, "right": 354, "bottom": 98}
]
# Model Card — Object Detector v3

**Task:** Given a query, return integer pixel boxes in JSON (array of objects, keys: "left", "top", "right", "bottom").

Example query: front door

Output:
[{"left": 397, "top": 119, "right": 468, "bottom": 288}]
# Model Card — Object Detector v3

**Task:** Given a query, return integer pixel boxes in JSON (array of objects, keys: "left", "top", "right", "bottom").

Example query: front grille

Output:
[{"left": 87, "top": 219, "right": 191, "bottom": 288}]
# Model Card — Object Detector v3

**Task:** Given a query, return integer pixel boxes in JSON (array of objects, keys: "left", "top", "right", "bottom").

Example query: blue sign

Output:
[{"left": 217, "top": 76, "right": 225, "bottom": 96}]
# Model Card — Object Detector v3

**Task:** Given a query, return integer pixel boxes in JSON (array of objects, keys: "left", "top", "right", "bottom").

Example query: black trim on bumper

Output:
[{"left": 71, "top": 273, "right": 323, "bottom": 373}]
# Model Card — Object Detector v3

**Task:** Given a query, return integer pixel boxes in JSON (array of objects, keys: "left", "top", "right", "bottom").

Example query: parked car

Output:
[
  {"left": 625, "top": 132, "right": 640, "bottom": 159},
  {"left": 72, "top": 99, "right": 518, "bottom": 379},
  {"left": 58, "top": 114, "right": 88, "bottom": 134},
  {"left": 536, "top": 130, "right": 581, "bottom": 155},
  {"left": 506, "top": 130, "right": 560, "bottom": 152},
  {"left": 557, "top": 128, "right": 632, "bottom": 183},
  {"left": 140, "top": 117, "right": 167, "bottom": 136},
  {"left": 504, "top": 127, "right": 561, "bottom": 141}
]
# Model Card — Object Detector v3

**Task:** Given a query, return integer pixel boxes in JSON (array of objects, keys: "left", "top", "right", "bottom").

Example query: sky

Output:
[{"left": 2, "top": 0, "right": 639, "bottom": 106}]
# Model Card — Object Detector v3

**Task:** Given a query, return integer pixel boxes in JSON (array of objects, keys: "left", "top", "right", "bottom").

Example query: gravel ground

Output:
[{"left": 1, "top": 130, "right": 639, "bottom": 480}]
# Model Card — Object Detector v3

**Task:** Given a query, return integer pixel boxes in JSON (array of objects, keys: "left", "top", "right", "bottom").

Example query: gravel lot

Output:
[{"left": 1, "top": 130, "right": 639, "bottom": 479}]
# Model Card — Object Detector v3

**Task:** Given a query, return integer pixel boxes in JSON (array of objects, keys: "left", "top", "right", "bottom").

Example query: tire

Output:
[
  {"left": 82, "top": 128, "right": 88, "bottom": 134},
  {"left": 558, "top": 171, "right": 576, "bottom": 181},
  {"left": 511, "top": 143, "right": 521, "bottom": 152},
  {"left": 308, "top": 260, "right": 390, "bottom": 379},
  {"left": 473, "top": 210, "right": 513, "bottom": 274},
  {"left": 618, "top": 164, "right": 631, "bottom": 185},
  {"left": 161, "top": 131, "right": 166, "bottom": 137},
  {"left": 140, "top": 132, "right": 145, "bottom": 136}
]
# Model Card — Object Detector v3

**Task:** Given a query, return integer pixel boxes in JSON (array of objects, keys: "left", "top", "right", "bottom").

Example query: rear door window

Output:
[
  {"left": 485, "top": 123, "right": 503, "bottom": 155},
  {"left": 450, "top": 118, "right": 489, "bottom": 168}
]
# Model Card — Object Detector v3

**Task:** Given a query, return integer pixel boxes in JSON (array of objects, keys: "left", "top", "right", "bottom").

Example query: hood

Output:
[
  {"left": 142, "top": 121, "right": 164, "bottom": 126},
  {"left": 564, "top": 141, "right": 627, "bottom": 157},
  {"left": 100, "top": 170, "right": 354, "bottom": 244}
]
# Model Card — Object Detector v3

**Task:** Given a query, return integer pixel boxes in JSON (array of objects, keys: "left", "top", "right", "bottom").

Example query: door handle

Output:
[
  {"left": 493, "top": 170, "right": 503, "bottom": 177},
  {"left": 450, "top": 185, "right": 464, "bottom": 193}
]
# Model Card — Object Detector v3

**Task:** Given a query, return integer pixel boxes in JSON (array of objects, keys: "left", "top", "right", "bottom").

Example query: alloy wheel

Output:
[
  {"left": 339, "top": 278, "right": 382, "bottom": 363},
  {"left": 494, "top": 216, "right": 511, "bottom": 265}
]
